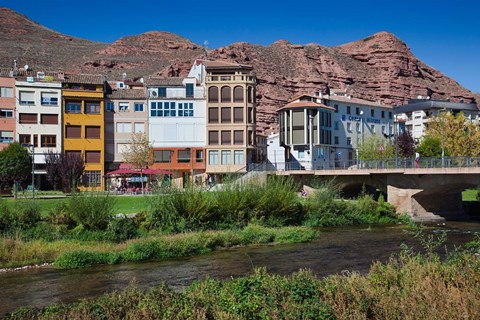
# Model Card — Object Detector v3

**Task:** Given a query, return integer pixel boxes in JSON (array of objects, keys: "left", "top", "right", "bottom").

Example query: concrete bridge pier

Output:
[{"left": 387, "top": 185, "right": 467, "bottom": 222}]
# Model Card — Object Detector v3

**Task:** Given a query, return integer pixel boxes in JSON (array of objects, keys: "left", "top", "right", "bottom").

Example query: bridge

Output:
[{"left": 254, "top": 157, "right": 480, "bottom": 222}]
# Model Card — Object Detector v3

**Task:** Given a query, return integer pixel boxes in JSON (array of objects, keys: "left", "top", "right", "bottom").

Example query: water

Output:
[{"left": 1, "top": 222, "right": 479, "bottom": 316}]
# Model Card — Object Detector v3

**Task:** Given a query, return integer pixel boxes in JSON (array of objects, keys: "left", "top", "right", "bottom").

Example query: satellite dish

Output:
[{"left": 24, "top": 64, "right": 29, "bottom": 70}]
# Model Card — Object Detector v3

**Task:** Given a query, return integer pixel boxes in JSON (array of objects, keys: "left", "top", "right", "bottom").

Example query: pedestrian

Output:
[{"left": 415, "top": 152, "right": 420, "bottom": 168}]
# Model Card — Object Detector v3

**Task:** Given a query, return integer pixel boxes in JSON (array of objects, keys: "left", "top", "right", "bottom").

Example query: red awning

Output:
[{"left": 106, "top": 168, "right": 170, "bottom": 176}]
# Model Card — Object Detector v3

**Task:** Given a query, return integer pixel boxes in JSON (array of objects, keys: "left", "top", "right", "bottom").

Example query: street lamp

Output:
[{"left": 441, "top": 107, "right": 446, "bottom": 167}]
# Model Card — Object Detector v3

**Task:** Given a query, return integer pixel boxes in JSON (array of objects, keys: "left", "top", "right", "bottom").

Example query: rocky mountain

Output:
[{"left": 1, "top": 7, "right": 477, "bottom": 134}]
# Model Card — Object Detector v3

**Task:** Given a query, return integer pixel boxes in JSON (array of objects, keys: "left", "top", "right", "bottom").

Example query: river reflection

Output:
[{"left": 1, "top": 222, "right": 479, "bottom": 315}]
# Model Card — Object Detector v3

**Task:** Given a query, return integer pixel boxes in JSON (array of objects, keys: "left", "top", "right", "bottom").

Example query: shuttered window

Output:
[
  {"left": 209, "top": 131, "right": 219, "bottom": 145},
  {"left": 221, "top": 131, "right": 231, "bottom": 145},
  {"left": 40, "top": 114, "right": 58, "bottom": 125},
  {"left": 85, "top": 126, "right": 101, "bottom": 139},
  {"left": 221, "top": 107, "right": 231, "bottom": 123},
  {"left": 41, "top": 135, "right": 56, "bottom": 147},
  {"left": 85, "top": 151, "right": 101, "bottom": 163},
  {"left": 234, "top": 107, "right": 244, "bottom": 123},
  {"left": 19, "top": 113, "right": 37, "bottom": 124},
  {"left": 208, "top": 108, "right": 218, "bottom": 123},
  {"left": 233, "top": 86, "right": 244, "bottom": 103},
  {"left": 66, "top": 125, "right": 81, "bottom": 138},
  {"left": 221, "top": 86, "right": 231, "bottom": 103},
  {"left": 234, "top": 130, "right": 244, "bottom": 145}
]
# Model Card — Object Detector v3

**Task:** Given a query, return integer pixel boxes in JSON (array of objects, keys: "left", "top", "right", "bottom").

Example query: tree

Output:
[
  {"left": 397, "top": 131, "right": 415, "bottom": 158},
  {"left": 122, "top": 133, "right": 154, "bottom": 194},
  {"left": 59, "top": 152, "right": 85, "bottom": 193},
  {"left": 426, "top": 112, "right": 480, "bottom": 156},
  {"left": 45, "top": 151, "right": 62, "bottom": 191},
  {"left": 416, "top": 136, "right": 445, "bottom": 158},
  {"left": 0, "top": 142, "right": 32, "bottom": 198},
  {"left": 358, "top": 136, "right": 394, "bottom": 160}
]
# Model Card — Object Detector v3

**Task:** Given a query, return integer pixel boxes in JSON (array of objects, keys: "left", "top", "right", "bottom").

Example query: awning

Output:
[{"left": 106, "top": 168, "right": 171, "bottom": 176}]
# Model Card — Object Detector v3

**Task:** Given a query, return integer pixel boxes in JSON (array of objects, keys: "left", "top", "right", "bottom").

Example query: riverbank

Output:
[{"left": 6, "top": 237, "right": 480, "bottom": 319}]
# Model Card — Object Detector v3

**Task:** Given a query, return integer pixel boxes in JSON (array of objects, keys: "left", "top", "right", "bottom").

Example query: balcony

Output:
[{"left": 206, "top": 74, "right": 255, "bottom": 83}]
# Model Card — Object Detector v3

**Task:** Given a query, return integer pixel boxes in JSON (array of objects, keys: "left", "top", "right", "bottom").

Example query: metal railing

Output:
[{"left": 250, "top": 157, "right": 480, "bottom": 172}]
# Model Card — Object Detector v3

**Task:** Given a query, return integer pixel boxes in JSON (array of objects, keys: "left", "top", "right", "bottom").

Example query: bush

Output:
[
  {"left": 67, "top": 193, "right": 115, "bottom": 230},
  {"left": 47, "top": 200, "right": 76, "bottom": 229},
  {"left": 107, "top": 218, "right": 139, "bottom": 242},
  {"left": 0, "top": 198, "right": 14, "bottom": 232},
  {"left": 55, "top": 250, "right": 118, "bottom": 269}
]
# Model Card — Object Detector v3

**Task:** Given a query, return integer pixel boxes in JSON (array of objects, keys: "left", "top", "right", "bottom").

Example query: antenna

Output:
[{"left": 203, "top": 40, "right": 209, "bottom": 59}]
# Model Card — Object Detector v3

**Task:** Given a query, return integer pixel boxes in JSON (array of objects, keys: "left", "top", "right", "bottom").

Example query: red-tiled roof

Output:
[
  {"left": 62, "top": 73, "right": 105, "bottom": 85},
  {"left": 107, "top": 89, "right": 147, "bottom": 99},
  {"left": 146, "top": 77, "right": 184, "bottom": 86}
]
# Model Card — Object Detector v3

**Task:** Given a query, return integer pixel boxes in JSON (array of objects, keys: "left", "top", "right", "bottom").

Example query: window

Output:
[
  {"left": 41, "top": 135, "right": 56, "bottom": 148},
  {"left": 221, "top": 130, "right": 231, "bottom": 145},
  {"left": 85, "top": 126, "right": 101, "bottom": 139},
  {"left": 234, "top": 107, "right": 243, "bottom": 123},
  {"left": 221, "top": 86, "right": 231, "bottom": 103},
  {"left": 106, "top": 102, "right": 114, "bottom": 112},
  {"left": 82, "top": 171, "right": 101, "bottom": 187},
  {"left": 19, "top": 113, "right": 37, "bottom": 124},
  {"left": 221, "top": 150, "right": 231, "bottom": 165},
  {"left": 19, "top": 134, "right": 31, "bottom": 145},
  {"left": 134, "top": 122, "right": 145, "bottom": 133},
  {"left": 347, "top": 106, "right": 351, "bottom": 114},
  {"left": 356, "top": 107, "right": 360, "bottom": 115},
  {"left": 186, "top": 83, "right": 194, "bottom": 97},
  {"left": 233, "top": 86, "right": 244, "bottom": 103},
  {"left": 221, "top": 107, "right": 231, "bottom": 123},
  {"left": 234, "top": 150, "right": 244, "bottom": 165},
  {"left": 178, "top": 149, "right": 191, "bottom": 163},
  {"left": 40, "top": 114, "right": 58, "bottom": 125},
  {"left": 248, "top": 130, "right": 254, "bottom": 145},
  {"left": 208, "top": 108, "right": 218, "bottom": 123},
  {"left": 164, "top": 102, "right": 176, "bottom": 116},
  {"left": 371, "top": 109, "right": 375, "bottom": 117},
  {"left": 116, "top": 122, "right": 132, "bottom": 133},
  {"left": 0, "top": 109, "right": 13, "bottom": 118},
  {"left": 150, "top": 102, "right": 161, "bottom": 117},
  {"left": 209, "top": 150, "right": 219, "bottom": 165},
  {"left": 65, "top": 101, "right": 81, "bottom": 113},
  {"left": 347, "top": 122, "right": 352, "bottom": 132},
  {"left": 334, "top": 104, "right": 338, "bottom": 112},
  {"left": 371, "top": 124, "right": 375, "bottom": 133},
  {"left": 158, "top": 87, "right": 167, "bottom": 98},
  {"left": 85, "top": 102, "right": 100, "bottom": 114},
  {"left": 118, "top": 102, "right": 129, "bottom": 112},
  {"left": 234, "top": 130, "right": 243, "bottom": 145},
  {"left": 247, "top": 86, "right": 253, "bottom": 103},
  {"left": 298, "top": 150, "right": 305, "bottom": 159},
  {"left": 85, "top": 151, "right": 101, "bottom": 163},
  {"left": 334, "top": 121, "right": 339, "bottom": 130},
  {"left": 347, "top": 137, "right": 351, "bottom": 145},
  {"left": 41, "top": 92, "right": 58, "bottom": 105},
  {"left": 389, "top": 112, "right": 392, "bottom": 119},
  {"left": 208, "top": 86, "right": 219, "bottom": 103},
  {"left": 334, "top": 136, "right": 339, "bottom": 145},
  {"left": 33, "top": 134, "right": 38, "bottom": 147},
  {"left": 195, "top": 150, "right": 203, "bottom": 162},
  {"left": 154, "top": 150, "right": 171, "bottom": 163},
  {"left": 178, "top": 103, "right": 193, "bottom": 117},
  {"left": 381, "top": 110, "right": 385, "bottom": 118},
  {"left": 0, "top": 131, "right": 14, "bottom": 143},
  {"left": 134, "top": 102, "right": 144, "bottom": 112},
  {"left": 19, "top": 91, "right": 34, "bottom": 105},
  {"left": 0, "top": 87, "right": 13, "bottom": 98},
  {"left": 356, "top": 122, "right": 361, "bottom": 133},
  {"left": 65, "top": 125, "right": 81, "bottom": 138},
  {"left": 248, "top": 107, "right": 254, "bottom": 124},
  {"left": 209, "top": 131, "right": 219, "bottom": 145}
]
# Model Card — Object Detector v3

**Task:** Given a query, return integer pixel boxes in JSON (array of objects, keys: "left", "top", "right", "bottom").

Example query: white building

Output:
[{"left": 15, "top": 74, "right": 62, "bottom": 188}]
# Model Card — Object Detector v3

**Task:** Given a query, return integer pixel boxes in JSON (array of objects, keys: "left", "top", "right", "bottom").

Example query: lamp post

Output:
[{"left": 441, "top": 107, "right": 446, "bottom": 167}]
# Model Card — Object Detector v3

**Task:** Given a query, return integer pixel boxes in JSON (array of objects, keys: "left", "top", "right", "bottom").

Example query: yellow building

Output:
[{"left": 61, "top": 73, "right": 106, "bottom": 190}]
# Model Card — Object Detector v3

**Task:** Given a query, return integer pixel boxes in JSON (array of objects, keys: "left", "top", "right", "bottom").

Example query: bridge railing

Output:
[{"left": 262, "top": 156, "right": 480, "bottom": 172}]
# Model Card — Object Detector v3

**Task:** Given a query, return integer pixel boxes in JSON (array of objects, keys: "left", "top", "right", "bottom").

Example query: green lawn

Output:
[{"left": 5, "top": 195, "right": 150, "bottom": 216}]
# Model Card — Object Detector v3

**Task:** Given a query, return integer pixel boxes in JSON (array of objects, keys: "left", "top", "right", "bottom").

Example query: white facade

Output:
[
  {"left": 148, "top": 78, "right": 206, "bottom": 148},
  {"left": 267, "top": 133, "right": 286, "bottom": 170},
  {"left": 15, "top": 80, "right": 62, "bottom": 167}
]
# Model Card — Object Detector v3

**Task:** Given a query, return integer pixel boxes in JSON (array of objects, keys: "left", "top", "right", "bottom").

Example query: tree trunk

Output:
[{"left": 140, "top": 171, "right": 144, "bottom": 195}]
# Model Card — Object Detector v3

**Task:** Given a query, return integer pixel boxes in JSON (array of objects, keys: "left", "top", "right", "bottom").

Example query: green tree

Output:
[
  {"left": 426, "top": 112, "right": 480, "bottom": 156},
  {"left": 122, "top": 133, "right": 154, "bottom": 194},
  {"left": 416, "top": 136, "right": 445, "bottom": 158},
  {"left": 0, "top": 142, "right": 32, "bottom": 198},
  {"left": 358, "top": 136, "right": 394, "bottom": 160}
]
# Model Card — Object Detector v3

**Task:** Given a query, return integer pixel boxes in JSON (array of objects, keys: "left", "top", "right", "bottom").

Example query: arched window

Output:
[
  {"left": 221, "top": 86, "right": 231, "bottom": 103},
  {"left": 233, "top": 86, "right": 244, "bottom": 103},
  {"left": 208, "top": 86, "right": 219, "bottom": 103},
  {"left": 247, "top": 86, "right": 253, "bottom": 103}
]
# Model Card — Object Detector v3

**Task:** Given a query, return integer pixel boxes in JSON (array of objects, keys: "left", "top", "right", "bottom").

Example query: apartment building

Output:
[
  {"left": 105, "top": 83, "right": 147, "bottom": 171},
  {"left": 203, "top": 60, "right": 257, "bottom": 178},
  {"left": 62, "top": 73, "right": 106, "bottom": 190},
  {"left": 15, "top": 72, "right": 62, "bottom": 188},
  {"left": 147, "top": 75, "right": 206, "bottom": 186},
  {"left": 0, "top": 72, "right": 15, "bottom": 150}
]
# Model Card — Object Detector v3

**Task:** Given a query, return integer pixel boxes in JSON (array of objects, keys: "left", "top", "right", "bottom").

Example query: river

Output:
[{"left": 1, "top": 222, "right": 479, "bottom": 316}]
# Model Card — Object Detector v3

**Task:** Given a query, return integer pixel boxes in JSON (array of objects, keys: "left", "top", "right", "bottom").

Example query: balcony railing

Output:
[{"left": 206, "top": 75, "right": 255, "bottom": 83}]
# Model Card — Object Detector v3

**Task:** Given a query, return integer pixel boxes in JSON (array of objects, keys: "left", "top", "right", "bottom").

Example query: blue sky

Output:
[{"left": 3, "top": 0, "right": 479, "bottom": 93}]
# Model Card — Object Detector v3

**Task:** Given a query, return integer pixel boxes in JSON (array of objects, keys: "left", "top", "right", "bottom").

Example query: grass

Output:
[{"left": 4, "top": 195, "right": 150, "bottom": 216}]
